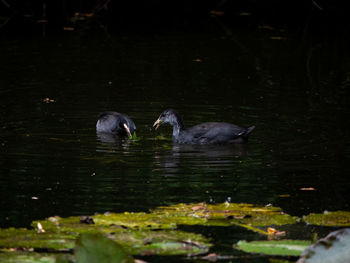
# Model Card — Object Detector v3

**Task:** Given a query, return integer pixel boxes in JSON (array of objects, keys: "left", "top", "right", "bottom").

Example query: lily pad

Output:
[
  {"left": 0, "top": 202, "right": 301, "bottom": 259},
  {"left": 0, "top": 227, "right": 75, "bottom": 251},
  {"left": 0, "top": 252, "right": 72, "bottom": 263},
  {"left": 303, "top": 211, "right": 350, "bottom": 226},
  {"left": 75, "top": 233, "right": 134, "bottom": 263},
  {"left": 35, "top": 202, "right": 298, "bottom": 234},
  {"left": 92, "top": 212, "right": 178, "bottom": 229},
  {"left": 235, "top": 240, "right": 311, "bottom": 256},
  {"left": 153, "top": 202, "right": 299, "bottom": 227},
  {"left": 33, "top": 213, "right": 176, "bottom": 232},
  {"left": 297, "top": 228, "right": 350, "bottom": 263},
  {"left": 1, "top": 214, "right": 211, "bottom": 256},
  {"left": 113, "top": 229, "right": 211, "bottom": 255}
]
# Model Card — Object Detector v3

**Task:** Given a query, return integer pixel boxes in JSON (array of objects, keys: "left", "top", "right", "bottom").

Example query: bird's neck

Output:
[
  {"left": 172, "top": 124, "right": 181, "bottom": 138},
  {"left": 171, "top": 115, "right": 185, "bottom": 138}
]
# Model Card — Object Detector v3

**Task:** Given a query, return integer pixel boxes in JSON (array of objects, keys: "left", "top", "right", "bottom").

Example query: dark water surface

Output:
[{"left": 1, "top": 28, "right": 350, "bottom": 261}]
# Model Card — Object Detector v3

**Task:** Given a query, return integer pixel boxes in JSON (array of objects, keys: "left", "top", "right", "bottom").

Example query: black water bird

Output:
[
  {"left": 153, "top": 109, "right": 254, "bottom": 144},
  {"left": 96, "top": 111, "right": 136, "bottom": 137}
]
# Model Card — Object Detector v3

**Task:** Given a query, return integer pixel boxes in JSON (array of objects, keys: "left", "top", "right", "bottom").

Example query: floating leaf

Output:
[
  {"left": 153, "top": 202, "right": 299, "bottom": 227},
  {"left": 235, "top": 240, "right": 311, "bottom": 256},
  {"left": 278, "top": 194, "right": 291, "bottom": 198},
  {"left": 303, "top": 211, "right": 350, "bottom": 226},
  {"left": 297, "top": 228, "right": 350, "bottom": 263},
  {"left": 209, "top": 10, "right": 225, "bottom": 16},
  {"left": 4, "top": 213, "right": 211, "bottom": 256},
  {"left": 0, "top": 252, "right": 72, "bottom": 263},
  {"left": 0, "top": 227, "right": 75, "bottom": 251},
  {"left": 97, "top": 225, "right": 210, "bottom": 256},
  {"left": 0, "top": 202, "right": 300, "bottom": 259},
  {"left": 75, "top": 233, "right": 134, "bottom": 263},
  {"left": 200, "top": 253, "right": 236, "bottom": 261},
  {"left": 300, "top": 188, "right": 316, "bottom": 191},
  {"left": 92, "top": 212, "right": 178, "bottom": 229}
]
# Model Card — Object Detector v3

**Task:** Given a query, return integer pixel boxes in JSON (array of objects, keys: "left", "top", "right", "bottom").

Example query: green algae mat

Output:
[
  {"left": 1, "top": 202, "right": 350, "bottom": 262},
  {"left": 303, "top": 211, "right": 350, "bottom": 227}
]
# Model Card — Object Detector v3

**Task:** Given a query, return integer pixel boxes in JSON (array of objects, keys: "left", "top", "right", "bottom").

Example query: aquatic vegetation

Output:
[
  {"left": 1, "top": 214, "right": 211, "bottom": 256},
  {"left": 0, "top": 227, "right": 75, "bottom": 251},
  {"left": 131, "top": 132, "right": 137, "bottom": 140},
  {"left": 152, "top": 202, "right": 299, "bottom": 227},
  {"left": 75, "top": 234, "right": 134, "bottom": 263},
  {"left": 302, "top": 211, "right": 350, "bottom": 226},
  {"left": 235, "top": 240, "right": 311, "bottom": 256},
  {"left": 0, "top": 203, "right": 350, "bottom": 262},
  {"left": 0, "top": 252, "right": 72, "bottom": 263},
  {"left": 92, "top": 212, "right": 178, "bottom": 229},
  {"left": 147, "top": 135, "right": 173, "bottom": 141}
]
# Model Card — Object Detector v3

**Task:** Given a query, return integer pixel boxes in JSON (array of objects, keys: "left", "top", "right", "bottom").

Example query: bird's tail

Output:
[{"left": 243, "top": 126, "right": 255, "bottom": 140}]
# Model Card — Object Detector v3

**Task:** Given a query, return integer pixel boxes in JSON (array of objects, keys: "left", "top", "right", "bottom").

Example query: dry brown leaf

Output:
[
  {"left": 300, "top": 187, "right": 316, "bottom": 191},
  {"left": 267, "top": 227, "right": 286, "bottom": 236},
  {"left": 192, "top": 58, "right": 202, "bottom": 62},
  {"left": 278, "top": 194, "right": 291, "bottom": 197},
  {"left": 191, "top": 205, "right": 206, "bottom": 211},
  {"left": 270, "top": 36, "right": 287, "bottom": 40},
  {"left": 209, "top": 10, "right": 225, "bottom": 16}
]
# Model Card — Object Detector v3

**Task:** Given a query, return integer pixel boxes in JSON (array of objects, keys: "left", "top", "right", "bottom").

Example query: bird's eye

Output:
[{"left": 161, "top": 114, "right": 165, "bottom": 117}]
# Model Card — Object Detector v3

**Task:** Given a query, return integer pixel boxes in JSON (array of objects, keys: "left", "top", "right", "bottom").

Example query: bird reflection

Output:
[
  {"left": 96, "top": 133, "right": 131, "bottom": 153},
  {"left": 172, "top": 143, "right": 249, "bottom": 158},
  {"left": 154, "top": 143, "right": 249, "bottom": 176},
  {"left": 96, "top": 133, "right": 118, "bottom": 143}
]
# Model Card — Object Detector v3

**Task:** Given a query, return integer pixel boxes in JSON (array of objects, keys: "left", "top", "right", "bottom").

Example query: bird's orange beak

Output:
[{"left": 153, "top": 119, "right": 162, "bottom": 130}]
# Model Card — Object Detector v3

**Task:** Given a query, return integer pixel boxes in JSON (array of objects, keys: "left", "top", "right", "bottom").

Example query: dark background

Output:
[{"left": 1, "top": 0, "right": 349, "bottom": 37}]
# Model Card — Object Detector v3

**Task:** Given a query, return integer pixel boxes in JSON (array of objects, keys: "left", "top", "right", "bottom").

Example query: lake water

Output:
[{"left": 0, "top": 27, "right": 349, "bottom": 261}]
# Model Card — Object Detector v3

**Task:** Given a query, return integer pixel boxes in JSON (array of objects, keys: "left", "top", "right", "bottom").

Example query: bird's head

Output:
[
  {"left": 153, "top": 109, "right": 182, "bottom": 130},
  {"left": 120, "top": 116, "right": 136, "bottom": 138}
]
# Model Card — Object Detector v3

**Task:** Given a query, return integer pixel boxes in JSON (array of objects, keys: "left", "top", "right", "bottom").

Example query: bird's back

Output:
[
  {"left": 176, "top": 122, "right": 252, "bottom": 144},
  {"left": 96, "top": 112, "right": 122, "bottom": 134}
]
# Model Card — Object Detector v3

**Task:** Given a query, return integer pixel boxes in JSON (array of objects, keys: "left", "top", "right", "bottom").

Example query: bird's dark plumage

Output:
[
  {"left": 96, "top": 111, "right": 136, "bottom": 137},
  {"left": 153, "top": 109, "right": 254, "bottom": 144}
]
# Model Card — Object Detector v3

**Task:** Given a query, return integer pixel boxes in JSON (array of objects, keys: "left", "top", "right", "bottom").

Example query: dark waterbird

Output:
[
  {"left": 153, "top": 109, "right": 255, "bottom": 144},
  {"left": 96, "top": 111, "right": 136, "bottom": 137}
]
